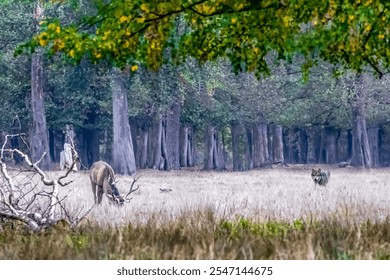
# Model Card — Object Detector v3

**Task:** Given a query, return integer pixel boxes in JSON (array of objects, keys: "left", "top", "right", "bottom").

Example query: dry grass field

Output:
[
  {"left": 45, "top": 165, "right": 390, "bottom": 226},
  {"left": 2, "top": 165, "right": 390, "bottom": 259}
]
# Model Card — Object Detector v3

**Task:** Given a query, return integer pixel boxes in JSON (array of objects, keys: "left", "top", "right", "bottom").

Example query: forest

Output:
[
  {"left": 1, "top": 0, "right": 390, "bottom": 174},
  {"left": 1, "top": 0, "right": 390, "bottom": 260}
]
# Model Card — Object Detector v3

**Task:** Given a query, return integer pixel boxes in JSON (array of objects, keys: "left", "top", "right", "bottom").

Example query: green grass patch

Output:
[{"left": 1, "top": 212, "right": 390, "bottom": 260}]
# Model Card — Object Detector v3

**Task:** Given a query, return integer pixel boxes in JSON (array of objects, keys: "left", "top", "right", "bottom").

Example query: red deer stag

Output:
[{"left": 89, "top": 161, "right": 139, "bottom": 206}]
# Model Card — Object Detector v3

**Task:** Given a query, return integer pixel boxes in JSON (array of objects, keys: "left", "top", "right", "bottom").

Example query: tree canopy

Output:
[{"left": 19, "top": 0, "right": 390, "bottom": 77}]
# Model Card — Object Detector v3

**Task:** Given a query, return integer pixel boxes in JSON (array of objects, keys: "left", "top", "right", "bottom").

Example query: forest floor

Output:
[
  {"left": 2, "top": 165, "right": 390, "bottom": 259},
  {"left": 42, "top": 164, "right": 390, "bottom": 226}
]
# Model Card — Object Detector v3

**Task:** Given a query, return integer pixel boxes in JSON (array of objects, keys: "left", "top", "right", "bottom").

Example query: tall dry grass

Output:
[{"left": 1, "top": 165, "right": 390, "bottom": 259}]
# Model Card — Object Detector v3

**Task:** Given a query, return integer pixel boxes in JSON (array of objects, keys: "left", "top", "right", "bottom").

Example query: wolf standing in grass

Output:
[{"left": 311, "top": 168, "right": 330, "bottom": 187}]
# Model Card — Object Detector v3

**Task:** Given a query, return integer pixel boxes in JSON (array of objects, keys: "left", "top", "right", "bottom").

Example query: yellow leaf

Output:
[
  {"left": 48, "top": 23, "right": 56, "bottom": 31},
  {"left": 137, "top": 17, "right": 145, "bottom": 23},
  {"left": 119, "top": 15, "right": 129, "bottom": 23},
  {"left": 140, "top": 3, "right": 148, "bottom": 11},
  {"left": 69, "top": 49, "right": 75, "bottom": 57},
  {"left": 55, "top": 26, "right": 61, "bottom": 33},
  {"left": 39, "top": 38, "right": 48, "bottom": 46},
  {"left": 231, "top": 18, "right": 237, "bottom": 24},
  {"left": 131, "top": 65, "right": 138, "bottom": 71},
  {"left": 378, "top": 34, "right": 385, "bottom": 39}
]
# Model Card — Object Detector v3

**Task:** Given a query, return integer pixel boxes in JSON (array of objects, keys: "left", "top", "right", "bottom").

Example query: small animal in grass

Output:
[{"left": 311, "top": 168, "right": 330, "bottom": 187}]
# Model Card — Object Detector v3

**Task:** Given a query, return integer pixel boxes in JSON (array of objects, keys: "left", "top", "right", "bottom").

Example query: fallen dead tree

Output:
[{"left": 0, "top": 134, "right": 92, "bottom": 231}]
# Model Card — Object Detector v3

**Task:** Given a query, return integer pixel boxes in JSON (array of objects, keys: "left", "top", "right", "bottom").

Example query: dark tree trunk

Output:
[
  {"left": 204, "top": 124, "right": 215, "bottom": 170},
  {"left": 111, "top": 69, "right": 136, "bottom": 175},
  {"left": 180, "top": 125, "right": 189, "bottom": 167},
  {"left": 137, "top": 126, "right": 148, "bottom": 168},
  {"left": 231, "top": 121, "right": 246, "bottom": 171},
  {"left": 190, "top": 126, "right": 197, "bottom": 167},
  {"left": 253, "top": 124, "right": 265, "bottom": 168},
  {"left": 298, "top": 129, "right": 308, "bottom": 163},
  {"left": 325, "top": 127, "right": 337, "bottom": 164},
  {"left": 129, "top": 117, "right": 138, "bottom": 162},
  {"left": 148, "top": 113, "right": 162, "bottom": 169},
  {"left": 161, "top": 124, "right": 168, "bottom": 170},
  {"left": 80, "top": 127, "right": 99, "bottom": 169},
  {"left": 273, "top": 125, "right": 284, "bottom": 164},
  {"left": 245, "top": 126, "right": 253, "bottom": 170},
  {"left": 164, "top": 101, "right": 181, "bottom": 170},
  {"left": 30, "top": 52, "right": 51, "bottom": 170},
  {"left": 49, "top": 129, "right": 63, "bottom": 163},
  {"left": 187, "top": 126, "right": 195, "bottom": 167},
  {"left": 368, "top": 127, "right": 379, "bottom": 167},
  {"left": 286, "top": 128, "right": 298, "bottom": 164},
  {"left": 262, "top": 124, "right": 270, "bottom": 164},
  {"left": 214, "top": 128, "right": 225, "bottom": 170},
  {"left": 268, "top": 126, "right": 274, "bottom": 162}
]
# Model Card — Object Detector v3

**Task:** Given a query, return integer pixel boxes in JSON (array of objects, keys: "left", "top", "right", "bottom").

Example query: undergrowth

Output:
[{"left": 1, "top": 211, "right": 390, "bottom": 260}]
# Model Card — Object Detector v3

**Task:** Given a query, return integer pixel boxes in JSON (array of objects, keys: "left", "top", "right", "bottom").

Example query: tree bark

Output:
[
  {"left": 231, "top": 121, "right": 245, "bottom": 171},
  {"left": 111, "top": 69, "right": 136, "bottom": 175},
  {"left": 253, "top": 124, "right": 264, "bottom": 168},
  {"left": 273, "top": 125, "right": 284, "bottom": 164},
  {"left": 298, "top": 128, "right": 308, "bottom": 163},
  {"left": 368, "top": 127, "right": 379, "bottom": 167},
  {"left": 137, "top": 126, "right": 148, "bottom": 168},
  {"left": 204, "top": 124, "right": 215, "bottom": 170},
  {"left": 325, "top": 127, "right": 337, "bottom": 164},
  {"left": 164, "top": 101, "right": 181, "bottom": 170},
  {"left": 350, "top": 74, "right": 372, "bottom": 168},
  {"left": 148, "top": 113, "right": 162, "bottom": 169},
  {"left": 30, "top": 52, "right": 51, "bottom": 170},
  {"left": 245, "top": 126, "right": 253, "bottom": 170},
  {"left": 180, "top": 125, "right": 189, "bottom": 167}
]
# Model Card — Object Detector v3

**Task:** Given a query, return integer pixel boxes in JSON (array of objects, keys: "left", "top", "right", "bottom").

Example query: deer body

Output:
[
  {"left": 89, "top": 161, "right": 139, "bottom": 206},
  {"left": 90, "top": 161, "right": 123, "bottom": 205}
]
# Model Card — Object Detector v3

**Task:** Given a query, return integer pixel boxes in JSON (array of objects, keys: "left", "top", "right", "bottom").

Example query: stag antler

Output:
[{"left": 123, "top": 175, "right": 140, "bottom": 203}]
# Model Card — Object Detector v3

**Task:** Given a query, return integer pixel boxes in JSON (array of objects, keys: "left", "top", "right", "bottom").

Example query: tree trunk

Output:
[
  {"left": 350, "top": 74, "right": 372, "bottom": 168},
  {"left": 30, "top": 51, "right": 51, "bottom": 170},
  {"left": 187, "top": 127, "right": 194, "bottom": 167},
  {"left": 298, "top": 128, "right": 308, "bottom": 163},
  {"left": 273, "top": 125, "right": 284, "bottom": 164},
  {"left": 204, "top": 124, "right": 215, "bottom": 170},
  {"left": 231, "top": 121, "right": 245, "bottom": 171},
  {"left": 180, "top": 125, "right": 189, "bottom": 167},
  {"left": 351, "top": 105, "right": 365, "bottom": 167},
  {"left": 80, "top": 127, "right": 99, "bottom": 168},
  {"left": 164, "top": 101, "right": 181, "bottom": 170},
  {"left": 325, "top": 127, "right": 337, "bottom": 164},
  {"left": 253, "top": 124, "right": 265, "bottom": 168},
  {"left": 148, "top": 113, "right": 162, "bottom": 169},
  {"left": 214, "top": 128, "right": 226, "bottom": 170},
  {"left": 137, "top": 126, "right": 148, "bottom": 168},
  {"left": 190, "top": 126, "right": 197, "bottom": 167},
  {"left": 245, "top": 126, "right": 253, "bottom": 170},
  {"left": 111, "top": 69, "right": 136, "bottom": 175},
  {"left": 368, "top": 127, "right": 379, "bottom": 167},
  {"left": 262, "top": 124, "right": 270, "bottom": 164}
]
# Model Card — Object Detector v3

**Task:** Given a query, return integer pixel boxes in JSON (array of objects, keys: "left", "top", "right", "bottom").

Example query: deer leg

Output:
[
  {"left": 97, "top": 186, "right": 104, "bottom": 204},
  {"left": 91, "top": 182, "right": 98, "bottom": 204}
]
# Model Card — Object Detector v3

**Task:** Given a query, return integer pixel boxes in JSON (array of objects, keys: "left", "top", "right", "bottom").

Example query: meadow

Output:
[{"left": 1, "top": 165, "right": 390, "bottom": 259}]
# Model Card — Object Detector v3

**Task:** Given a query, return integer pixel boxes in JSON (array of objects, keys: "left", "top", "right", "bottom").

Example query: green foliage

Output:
[
  {"left": 2, "top": 214, "right": 390, "bottom": 259},
  {"left": 18, "top": 0, "right": 390, "bottom": 77},
  {"left": 219, "top": 218, "right": 306, "bottom": 239}
]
